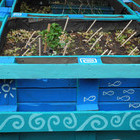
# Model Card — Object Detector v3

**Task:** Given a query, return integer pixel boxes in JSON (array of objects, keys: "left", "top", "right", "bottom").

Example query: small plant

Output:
[{"left": 40, "top": 23, "right": 63, "bottom": 51}]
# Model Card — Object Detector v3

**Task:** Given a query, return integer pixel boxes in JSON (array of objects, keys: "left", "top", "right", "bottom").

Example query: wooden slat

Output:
[
  {"left": 77, "top": 79, "right": 99, "bottom": 111},
  {"left": 1, "top": 64, "right": 140, "bottom": 79},
  {"left": 20, "top": 132, "right": 95, "bottom": 140},
  {"left": 99, "top": 88, "right": 140, "bottom": 101},
  {"left": 17, "top": 103, "right": 76, "bottom": 111},
  {"left": 17, "top": 88, "right": 77, "bottom": 102},
  {"left": 99, "top": 102, "right": 140, "bottom": 110},
  {"left": 17, "top": 79, "right": 77, "bottom": 88},
  {"left": 99, "top": 79, "right": 140, "bottom": 87},
  {"left": 97, "top": 131, "right": 140, "bottom": 140}
]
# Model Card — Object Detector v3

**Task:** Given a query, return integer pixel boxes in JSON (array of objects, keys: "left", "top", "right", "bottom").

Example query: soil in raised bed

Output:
[
  {"left": 17, "top": 0, "right": 115, "bottom": 14},
  {"left": 1, "top": 23, "right": 140, "bottom": 56}
]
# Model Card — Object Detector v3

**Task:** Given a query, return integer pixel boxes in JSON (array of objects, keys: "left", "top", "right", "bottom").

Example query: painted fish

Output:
[
  {"left": 84, "top": 96, "right": 96, "bottom": 102},
  {"left": 123, "top": 89, "right": 135, "bottom": 94},
  {"left": 117, "top": 95, "right": 130, "bottom": 101},
  {"left": 108, "top": 81, "right": 122, "bottom": 87},
  {"left": 103, "top": 91, "right": 114, "bottom": 96},
  {"left": 129, "top": 103, "right": 140, "bottom": 109}
]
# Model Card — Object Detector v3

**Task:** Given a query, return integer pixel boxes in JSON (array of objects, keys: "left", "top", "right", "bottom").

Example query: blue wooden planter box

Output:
[
  {"left": 0, "top": 0, "right": 139, "bottom": 139},
  {"left": 10, "top": 0, "right": 140, "bottom": 21},
  {"left": 0, "top": 56, "right": 140, "bottom": 140}
]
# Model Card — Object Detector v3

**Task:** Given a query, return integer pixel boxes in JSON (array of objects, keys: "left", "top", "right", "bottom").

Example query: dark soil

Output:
[{"left": 1, "top": 28, "right": 140, "bottom": 56}]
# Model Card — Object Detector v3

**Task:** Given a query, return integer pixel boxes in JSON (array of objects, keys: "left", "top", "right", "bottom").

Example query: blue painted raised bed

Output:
[
  {"left": 0, "top": 0, "right": 139, "bottom": 139},
  {"left": 0, "top": 56, "right": 140, "bottom": 140},
  {"left": 11, "top": 0, "right": 140, "bottom": 21}
]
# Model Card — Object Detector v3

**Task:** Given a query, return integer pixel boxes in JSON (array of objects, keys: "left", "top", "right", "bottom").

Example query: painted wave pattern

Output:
[{"left": 0, "top": 113, "right": 139, "bottom": 131}]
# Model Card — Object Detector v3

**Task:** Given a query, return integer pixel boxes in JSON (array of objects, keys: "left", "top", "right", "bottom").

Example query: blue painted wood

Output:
[
  {"left": 17, "top": 88, "right": 77, "bottom": 102},
  {"left": 0, "top": 56, "right": 140, "bottom": 79},
  {"left": 0, "top": 80, "right": 17, "bottom": 111},
  {"left": 17, "top": 79, "right": 77, "bottom": 88},
  {"left": 97, "top": 131, "right": 140, "bottom": 140},
  {"left": 0, "top": 133, "right": 18, "bottom": 140},
  {"left": 17, "top": 103, "right": 76, "bottom": 111},
  {"left": 99, "top": 102, "right": 140, "bottom": 110},
  {"left": 99, "top": 88, "right": 140, "bottom": 102},
  {"left": 0, "top": 111, "right": 139, "bottom": 132},
  {"left": 99, "top": 79, "right": 140, "bottom": 87},
  {"left": 77, "top": 79, "right": 99, "bottom": 111},
  {"left": 19, "top": 132, "right": 95, "bottom": 140},
  {"left": 1, "top": 63, "right": 140, "bottom": 79}
]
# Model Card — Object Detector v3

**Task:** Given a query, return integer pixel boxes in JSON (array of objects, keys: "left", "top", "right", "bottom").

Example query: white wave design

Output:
[
  {"left": 63, "top": 113, "right": 77, "bottom": 129},
  {"left": 29, "top": 114, "right": 45, "bottom": 130},
  {"left": 129, "top": 114, "right": 140, "bottom": 130},
  {"left": 77, "top": 115, "right": 108, "bottom": 131},
  {"left": 0, "top": 115, "right": 24, "bottom": 130},
  {"left": 111, "top": 113, "right": 131, "bottom": 128},
  {"left": 48, "top": 115, "right": 60, "bottom": 131}
]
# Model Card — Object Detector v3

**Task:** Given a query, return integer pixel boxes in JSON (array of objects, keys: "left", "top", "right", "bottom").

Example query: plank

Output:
[
  {"left": 1, "top": 64, "right": 140, "bottom": 79},
  {"left": 77, "top": 79, "right": 99, "bottom": 111},
  {"left": 99, "top": 79, "right": 140, "bottom": 87},
  {"left": 0, "top": 80, "right": 17, "bottom": 111},
  {"left": 20, "top": 132, "right": 75, "bottom": 140},
  {"left": 17, "top": 79, "right": 77, "bottom": 88},
  {"left": 17, "top": 103, "right": 76, "bottom": 111},
  {"left": 20, "top": 132, "right": 95, "bottom": 140},
  {"left": 99, "top": 102, "right": 140, "bottom": 110},
  {"left": 0, "top": 57, "right": 15, "bottom": 64},
  {"left": 0, "top": 133, "right": 19, "bottom": 140},
  {"left": 76, "top": 132, "right": 96, "bottom": 140},
  {"left": 0, "top": 111, "right": 139, "bottom": 132},
  {"left": 17, "top": 88, "right": 77, "bottom": 102},
  {"left": 99, "top": 88, "right": 140, "bottom": 101},
  {"left": 97, "top": 131, "right": 140, "bottom": 140}
]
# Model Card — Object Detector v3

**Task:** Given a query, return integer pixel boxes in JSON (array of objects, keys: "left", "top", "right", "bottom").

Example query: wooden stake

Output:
[
  {"left": 63, "top": 41, "right": 71, "bottom": 56},
  {"left": 90, "top": 34, "right": 103, "bottom": 51},
  {"left": 107, "top": 50, "right": 112, "bottom": 55},
  {"left": 63, "top": 17, "right": 69, "bottom": 32},
  {"left": 121, "top": 32, "right": 137, "bottom": 47},
  {"left": 87, "top": 27, "right": 102, "bottom": 43},
  {"left": 129, "top": 47, "right": 138, "bottom": 55},
  {"left": 39, "top": 37, "right": 42, "bottom": 56},
  {"left": 44, "top": 23, "right": 51, "bottom": 53},
  {"left": 101, "top": 49, "right": 108, "bottom": 55},
  {"left": 22, "top": 48, "right": 30, "bottom": 56},
  {"left": 29, "top": 35, "right": 40, "bottom": 45},
  {"left": 117, "top": 20, "right": 133, "bottom": 39},
  {"left": 86, "top": 20, "right": 97, "bottom": 33},
  {"left": 24, "top": 31, "right": 36, "bottom": 48}
]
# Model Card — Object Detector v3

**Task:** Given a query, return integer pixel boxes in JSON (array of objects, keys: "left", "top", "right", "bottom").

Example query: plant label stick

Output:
[
  {"left": 107, "top": 50, "right": 112, "bottom": 55},
  {"left": 121, "top": 31, "right": 137, "bottom": 47},
  {"left": 129, "top": 47, "right": 138, "bottom": 55},
  {"left": 24, "top": 31, "right": 36, "bottom": 48},
  {"left": 22, "top": 48, "right": 30, "bottom": 56},
  {"left": 63, "top": 17, "right": 69, "bottom": 32},
  {"left": 63, "top": 41, "right": 71, "bottom": 56},
  {"left": 90, "top": 34, "right": 103, "bottom": 51},
  {"left": 39, "top": 37, "right": 42, "bottom": 56},
  {"left": 86, "top": 20, "right": 97, "bottom": 33},
  {"left": 117, "top": 20, "right": 133, "bottom": 39},
  {"left": 101, "top": 49, "right": 108, "bottom": 55},
  {"left": 44, "top": 23, "right": 51, "bottom": 53},
  {"left": 87, "top": 27, "right": 102, "bottom": 43}
]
